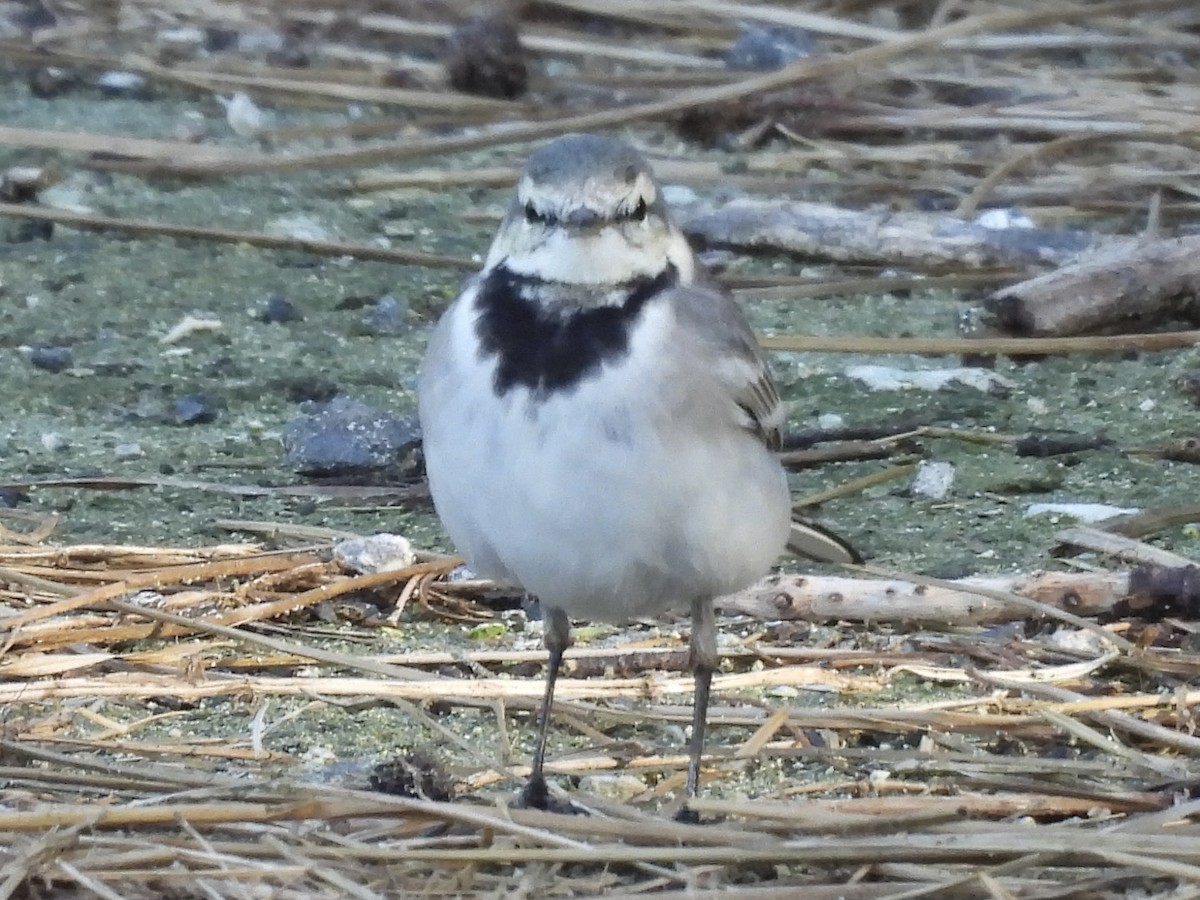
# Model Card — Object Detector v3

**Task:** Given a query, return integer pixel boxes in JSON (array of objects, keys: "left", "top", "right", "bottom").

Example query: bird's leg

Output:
[
  {"left": 518, "top": 604, "right": 571, "bottom": 811},
  {"left": 677, "top": 596, "right": 717, "bottom": 823}
]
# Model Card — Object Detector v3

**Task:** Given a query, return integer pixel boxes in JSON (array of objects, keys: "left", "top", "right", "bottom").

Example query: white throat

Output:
[{"left": 486, "top": 226, "right": 697, "bottom": 285}]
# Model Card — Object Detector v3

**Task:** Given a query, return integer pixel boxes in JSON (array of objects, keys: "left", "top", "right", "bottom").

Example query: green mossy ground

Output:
[{"left": 2, "top": 67, "right": 1197, "bottom": 806}]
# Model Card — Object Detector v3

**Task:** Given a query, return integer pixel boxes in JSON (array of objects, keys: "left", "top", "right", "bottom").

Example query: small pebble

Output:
[
  {"left": 366, "top": 294, "right": 410, "bottom": 334},
  {"left": 237, "top": 29, "right": 285, "bottom": 55},
  {"left": 0, "top": 487, "right": 28, "bottom": 507},
  {"left": 218, "top": 91, "right": 269, "bottom": 138},
  {"left": 333, "top": 533, "right": 416, "bottom": 574},
  {"left": 725, "top": 26, "right": 817, "bottom": 71},
  {"left": 158, "top": 25, "right": 204, "bottom": 46},
  {"left": 113, "top": 442, "right": 144, "bottom": 460},
  {"left": 8, "top": 1, "right": 56, "bottom": 31},
  {"left": 661, "top": 184, "right": 700, "bottom": 206},
  {"left": 204, "top": 27, "right": 239, "bottom": 52},
  {"left": 28, "top": 66, "right": 73, "bottom": 98},
  {"left": 29, "top": 345, "right": 73, "bottom": 372},
  {"left": 95, "top": 70, "right": 149, "bottom": 99},
  {"left": 40, "top": 431, "right": 68, "bottom": 452},
  {"left": 577, "top": 774, "right": 646, "bottom": 803},
  {"left": 275, "top": 376, "right": 338, "bottom": 404},
  {"left": 258, "top": 294, "right": 301, "bottom": 324},
  {"left": 266, "top": 214, "right": 331, "bottom": 243},
  {"left": 1024, "top": 502, "right": 1139, "bottom": 523},
  {"left": 5, "top": 219, "right": 52, "bottom": 242},
  {"left": 912, "top": 461, "right": 956, "bottom": 500},
  {"left": 0, "top": 166, "right": 46, "bottom": 203},
  {"left": 172, "top": 394, "right": 218, "bottom": 426},
  {"left": 973, "top": 207, "right": 1035, "bottom": 230}
]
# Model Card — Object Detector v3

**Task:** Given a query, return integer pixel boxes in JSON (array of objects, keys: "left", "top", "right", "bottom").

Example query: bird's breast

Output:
[{"left": 471, "top": 263, "right": 678, "bottom": 398}]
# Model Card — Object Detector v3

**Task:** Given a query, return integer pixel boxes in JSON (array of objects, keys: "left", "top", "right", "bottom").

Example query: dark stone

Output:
[
  {"left": 8, "top": 0, "right": 55, "bottom": 31},
  {"left": 0, "top": 487, "right": 29, "bottom": 508},
  {"left": 29, "top": 346, "right": 73, "bottom": 372},
  {"left": 258, "top": 293, "right": 301, "bottom": 324},
  {"left": 365, "top": 293, "right": 410, "bottom": 334},
  {"left": 725, "top": 26, "right": 817, "bottom": 72},
  {"left": 444, "top": 10, "right": 528, "bottom": 100},
  {"left": 5, "top": 219, "right": 53, "bottom": 243},
  {"left": 28, "top": 67, "right": 74, "bottom": 100},
  {"left": 281, "top": 395, "right": 420, "bottom": 476},
  {"left": 0, "top": 172, "right": 41, "bottom": 203},
  {"left": 475, "top": 264, "right": 678, "bottom": 397},
  {"left": 266, "top": 45, "right": 310, "bottom": 68},
  {"left": 172, "top": 394, "right": 218, "bottom": 425},
  {"left": 203, "top": 27, "right": 239, "bottom": 52},
  {"left": 273, "top": 375, "right": 339, "bottom": 404}
]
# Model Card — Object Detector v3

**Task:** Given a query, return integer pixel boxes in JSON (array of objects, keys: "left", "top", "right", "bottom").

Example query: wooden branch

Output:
[
  {"left": 677, "top": 199, "right": 1102, "bottom": 270},
  {"left": 722, "top": 570, "right": 1130, "bottom": 625},
  {"left": 987, "top": 234, "right": 1200, "bottom": 335},
  {"left": 0, "top": 203, "right": 476, "bottom": 270}
]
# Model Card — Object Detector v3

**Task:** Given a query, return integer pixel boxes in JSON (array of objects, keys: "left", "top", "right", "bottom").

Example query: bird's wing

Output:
[
  {"left": 667, "top": 280, "right": 861, "bottom": 566},
  {"left": 667, "top": 280, "right": 784, "bottom": 451}
]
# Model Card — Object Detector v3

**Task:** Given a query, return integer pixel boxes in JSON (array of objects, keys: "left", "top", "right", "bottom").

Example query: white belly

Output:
[{"left": 418, "top": 296, "right": 790, "bottom": 621}]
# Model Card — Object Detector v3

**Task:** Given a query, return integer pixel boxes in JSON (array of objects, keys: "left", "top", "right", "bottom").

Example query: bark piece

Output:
[
  {"left": 678, "top": 199, "right": 1098, "bottom": 270},
  {"left": 987, "top": 234, "right": 1200, "bottom": 336},
  {"left": 722, "top": 570, "right": 1129, "bottom": 625}
]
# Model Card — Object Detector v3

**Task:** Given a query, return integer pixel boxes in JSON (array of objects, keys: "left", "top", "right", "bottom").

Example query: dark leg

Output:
[
  {"left": 518, "top": 605, "right": 571, "bottom": 810},
  {"left": 677, "top": 597, "right": 717, "bottom": 823}
]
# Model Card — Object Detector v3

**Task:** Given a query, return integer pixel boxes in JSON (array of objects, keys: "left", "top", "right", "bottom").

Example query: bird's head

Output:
[{"left": 484, "top": 133, "right": 695, "bottom": 285}]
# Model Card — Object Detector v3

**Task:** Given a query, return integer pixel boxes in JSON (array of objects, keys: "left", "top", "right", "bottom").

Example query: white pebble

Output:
[
  {"left": 334, "top": 533, "right": 416, "bottom": 574},
  {"left": 1024, "top": 502, "right": 1139, "bottom": 523},
  {"left": 911, "top": 461, "right": 955, "bottom": 499},
  {"left": 661, "top": 184, "right": 700, "bottom": 206},
  {"left": 218, "top": 92, "right": 269, "bottom": 138},
  {"left": 973, "top": 208, "right": 1035, "bottom": 230},
  {"left": 847, "top": 364, "right": 1012, "bottom": 394}
]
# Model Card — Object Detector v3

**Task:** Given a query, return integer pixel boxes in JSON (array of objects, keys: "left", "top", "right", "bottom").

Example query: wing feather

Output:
[{"left": 667, "top": 281, "right": 783, "bottom": 451}]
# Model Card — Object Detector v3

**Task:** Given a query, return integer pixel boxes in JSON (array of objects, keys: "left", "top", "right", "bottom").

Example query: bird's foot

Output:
[{"left": 516, "top": 774, "right": 582, "bottom": 815}]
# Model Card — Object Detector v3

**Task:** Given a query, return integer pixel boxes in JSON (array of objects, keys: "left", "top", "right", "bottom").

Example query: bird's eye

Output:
[{"left": 524, "top": 203, "right": 557, "bottom": 226}]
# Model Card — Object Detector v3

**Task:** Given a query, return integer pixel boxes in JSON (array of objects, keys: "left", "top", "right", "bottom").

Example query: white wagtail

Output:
[{"left": 418, "top": 133, "right": 856, "bottom": 817}]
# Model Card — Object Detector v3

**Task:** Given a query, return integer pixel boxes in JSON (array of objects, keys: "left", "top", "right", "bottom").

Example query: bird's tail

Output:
[{"left": 787, "top": 519, "right": 861, "bottom": 564}]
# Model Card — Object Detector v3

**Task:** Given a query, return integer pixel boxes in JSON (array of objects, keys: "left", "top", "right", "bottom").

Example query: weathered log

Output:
[
  {"left": 987, "top": 234, "right": 1200, "bottom": 335},
  {"left": 678, "top": 198, "right": 1099, "bottom": 270},
  {"left": 722, "top": 570, "right": 1129, "bottom": 625}
]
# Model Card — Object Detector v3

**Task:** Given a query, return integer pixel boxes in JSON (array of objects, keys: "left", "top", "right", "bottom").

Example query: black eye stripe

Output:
[
  {"left": 523, "top": 197, "right": 650, "bottom": 225},
  {"left": 524, "top": 202, "right": 556, "bottom": 225}
]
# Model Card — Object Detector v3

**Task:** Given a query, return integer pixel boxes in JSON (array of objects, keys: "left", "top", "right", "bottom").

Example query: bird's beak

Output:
[{"left": 563, "top": 207, "right": 603, "bottom": 230}]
